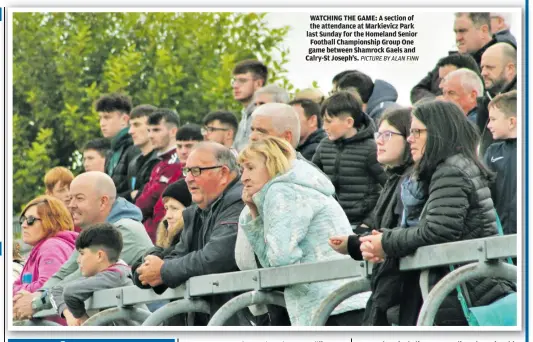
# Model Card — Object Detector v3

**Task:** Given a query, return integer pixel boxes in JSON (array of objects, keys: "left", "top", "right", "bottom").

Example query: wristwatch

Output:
[{"left": 31, "top": 291, "right": 47, "bottom": 311}]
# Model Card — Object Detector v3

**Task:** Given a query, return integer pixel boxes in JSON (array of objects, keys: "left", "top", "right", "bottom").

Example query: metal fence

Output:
[{"left": 17, "top": 234, "right": 517, "bottom": 327}]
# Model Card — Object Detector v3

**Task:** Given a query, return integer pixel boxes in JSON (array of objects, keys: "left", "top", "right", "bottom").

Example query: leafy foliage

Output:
[{"left": 13, "top": 12, "right": 292, "bottom": 212}]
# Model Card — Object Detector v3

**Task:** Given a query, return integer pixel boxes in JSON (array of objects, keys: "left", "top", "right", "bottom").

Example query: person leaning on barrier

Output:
[
  {"left": 238, "top": 136, "right": 371, "bottom": 326},
  {"left": 132, "top": 142, "right": 248, "bottom": 326},
  {"left": 329, "top": 107, "right": 415, "bottom": 326},
  {"left": 353, "top": 101, "right": 516, "bottom": 326},
  {"left": 50, "top": 223, "right": 131, "bottom": 326},
  {"left": 13, "top": 172, "right": 153, "bottom": 320}
]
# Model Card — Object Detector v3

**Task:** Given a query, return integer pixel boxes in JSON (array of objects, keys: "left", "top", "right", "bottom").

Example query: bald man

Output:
[
  {"left": 249, "top": 102, "right": 301, "bottom": 148},
  {"left": 13, "top": 172, "right": 153, "bottom": 319},
  {"left": 480, "top": 42, "right": 517, "bottom": 95},
  {"left": 132, "top": 142, "right": 249, "bottom": 326},
  {"left": 478, "top": 42, "right": 517, "bottom": 155}
]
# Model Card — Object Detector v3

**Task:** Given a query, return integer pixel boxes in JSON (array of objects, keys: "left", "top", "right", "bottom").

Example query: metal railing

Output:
[{"left": 15, "top": 234, "right": 517, "bottom": 327}]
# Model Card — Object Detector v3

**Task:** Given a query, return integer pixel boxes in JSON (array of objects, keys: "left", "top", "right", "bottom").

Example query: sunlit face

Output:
[
  {"left": 250, "top": 116, "right": 277, "bottom": 142},
  {"left": 184, "top": 150, "right": 226, "bottom": 209},
  {"left": 148, "top": 122, "right": 171, "bottom": 151},
  {"left": 232, "top": 72, "right": 262, "bottom": 103},
  {"left": 163, "top": 198, "right": 186, "bottom": 228},
  {"left": 68, "top": 180, "right": 102, "bottom": 228},
  {"left": 176, "top": 140, "right": 200, "bottom": 162},
  {"left": 323, "top": 112, "right": 353, "bottom": 141},
  {"left": 99, "top": 111, "right": 127, "bottom": 138},
  {"left": 128, "top": 116, "right": 150, "bottom": 147},
  {"left": 406, "top": 115, "right": 428, "bottom": 163},
  {"left": 47, "top": 182, "right": 71, "bottom": 207},
  {"left": 77, "top": 247, "right": 101, "bottom": 277},
  {"left": 83, "top": 149, "right": 106, "bottom": 173},
  {"left": 240, "top": 154, "right": 271, "bottom": 198},
  {"left": 454, "top": 14, "right": 486, "bottom": 54},
  {"left": 487, "top": 106, "right": 515, "bottom": 140},
  {"left": 21, "top": 205, "right": 47, "bottom": 246},
  {"left": 441, "top": 76, "right": 477, "bottom": 114},
  {"left": 375, "top": 121, "right": 406, "bottom": 167},
  {"left": 481, "top": 49, "right": 511, "bottom": 94}
]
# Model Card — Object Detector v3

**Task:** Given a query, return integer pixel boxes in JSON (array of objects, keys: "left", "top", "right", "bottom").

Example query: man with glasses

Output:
[
  {"left": 231, "top": 59, "right": 268, "bottom": 152},
  {"left": 133, "top": 142, "right": 248, "bottom": 326},
  {"left": 201, "top": 111, "right": 238, "bottom": 153}
]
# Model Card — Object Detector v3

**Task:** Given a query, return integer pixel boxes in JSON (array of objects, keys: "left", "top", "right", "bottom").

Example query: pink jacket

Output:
[{"left": 13, "top": 231, "right": 78, "bottom": 295}]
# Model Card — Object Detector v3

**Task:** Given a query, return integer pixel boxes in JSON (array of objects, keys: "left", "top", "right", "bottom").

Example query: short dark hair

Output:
[
  {"left": 176, "top": 123, "right": 204, "bottom": 142},
  {"left": 436, "top": 54, "right": 480, "bottom": 73},
  {"left": 148, "top": 108, "right": 180, "bottom": 127},
  {"left": 83, "top": 138, "right": 111, "bottom": 157},
  {"left": 95, "top": 93, "right": 132, "bottom": 114},
  {"left": 130, "top": 104, "right": 158, "bottom": 120},
  {"left": 321, "top": 91, "right": 364, "bottom": 128},
  {"left": 289, "top": 99, "right": 323, "bottom": 128},
  {"left": 455, "top": 12, "right": 491, "bottom": 31},
  {"left": 337, "top": 70, "right": 374, "bottom": 103},
  {"left": 332, "top": 70, "right": 356, "bottom": 84},
  {"left": 76, "top": 223, "right": 123, "bottom": 263},
  {"left": 413, "top": 100, "right": 492, "bottom": 190},
  {"left": 489, "top": 90, "right": 517, "bottom": 117},
  {"left": 233, "top": 60, "right": 268, "bottom": 84},
  {"left": 202, "top": 111, "right": 239, "bottom": 135}
]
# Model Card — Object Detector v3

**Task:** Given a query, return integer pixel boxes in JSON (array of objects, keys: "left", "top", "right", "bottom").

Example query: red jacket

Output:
[{"left": 135, "top": 149, "right": 182, "bottom": 242}]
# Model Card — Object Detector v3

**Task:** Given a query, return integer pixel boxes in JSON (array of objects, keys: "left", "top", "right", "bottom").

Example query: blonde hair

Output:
[
  {"left": 238, "top": 136, "right": 296, "bottom": 179},
  {"left": 294, "top": 88, "right": 326, "bottom": 105}
]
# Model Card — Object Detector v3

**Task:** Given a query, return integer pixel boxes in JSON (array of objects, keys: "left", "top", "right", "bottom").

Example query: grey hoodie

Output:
[
  {"left": 41, "top": 198, "right": 153, "bottom": 293},
  {"left": 50, "top": 260, "right": 132, "bottom": 318}
]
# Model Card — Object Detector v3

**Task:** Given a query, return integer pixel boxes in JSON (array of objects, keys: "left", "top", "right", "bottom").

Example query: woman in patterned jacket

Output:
[{"left": 238, "top": 136, "right": 370, "bottom": 326}]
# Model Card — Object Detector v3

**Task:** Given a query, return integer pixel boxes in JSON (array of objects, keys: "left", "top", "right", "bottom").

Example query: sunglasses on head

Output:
[{"left": 19, "top": 215, "right": 41, "bottom": 226}]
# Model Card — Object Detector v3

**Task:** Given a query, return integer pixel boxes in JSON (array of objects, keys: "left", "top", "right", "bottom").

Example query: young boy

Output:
[
  {"left": 484, "top": 90, "right": 517, "bottom": 236},
  {"left": 312, "top": 91, "right": 386, "bottom": 228},
  {"left": 50, "top": 223, "right": 132, "bottom": 326}
]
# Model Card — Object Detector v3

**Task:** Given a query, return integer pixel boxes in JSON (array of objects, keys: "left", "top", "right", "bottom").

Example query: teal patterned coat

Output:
[{"left": 239, "top": 158, "right": 371, "bottom": 325}]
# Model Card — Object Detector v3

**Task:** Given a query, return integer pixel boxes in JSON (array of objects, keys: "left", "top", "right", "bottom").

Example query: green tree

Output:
[{"left": 13, "top": 12, "right": 292, "bottom": 212}]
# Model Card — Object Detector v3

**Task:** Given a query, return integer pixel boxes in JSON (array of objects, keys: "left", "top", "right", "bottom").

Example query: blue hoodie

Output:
[
  {"left": 239, "top": 158, "right": 371, "bottom": 325},
  {"left": 366, "top": 79, "right": 400, "bottom": 123}
]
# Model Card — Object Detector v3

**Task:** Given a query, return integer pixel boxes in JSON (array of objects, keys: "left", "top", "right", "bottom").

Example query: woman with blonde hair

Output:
[
  {"left": 13, "top": 195, "right": 78, "bottom": 295},
  {"left": 238, "top": 136, "right": 370, "bottom": 326}
]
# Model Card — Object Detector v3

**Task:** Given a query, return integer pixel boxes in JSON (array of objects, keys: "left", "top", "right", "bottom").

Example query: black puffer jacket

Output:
[
  {"left": 381, "top": 154, "right": 516, "bottom": 325},
  {"left": 105, "top": 131, "right": 140, "bottom": 200},
  {"left": 347, "top": 164, "right": 413, "bottom": 326},
  {"left": 296, "top": 128, "right": 327, "bottom": 161},
  {"left": 125, "top": 150, "right": 159, "bottom": 202},
  {"left": 312, "top": 115, "right": 387, "bottom": 225}
]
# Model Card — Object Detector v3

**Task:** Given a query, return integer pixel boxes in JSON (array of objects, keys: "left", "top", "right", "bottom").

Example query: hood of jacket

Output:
[
  {"left": 255, "top": 158, "right": 336, "bottom": 205},
  {"left": 106, "top": 197, "right": 143, "bottom": 223},
  {"left": 366, "top": 79, "right": 398, "bottom": 114}
]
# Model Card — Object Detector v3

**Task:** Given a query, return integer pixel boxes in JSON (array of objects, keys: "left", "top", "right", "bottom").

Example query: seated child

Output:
[{"left": 50, "top": 223, "right": 132, "bottom": 326}]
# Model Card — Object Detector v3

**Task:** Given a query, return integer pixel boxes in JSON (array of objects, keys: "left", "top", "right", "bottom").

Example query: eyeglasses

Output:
[
  {"left": 374, "top": 130, "right": 404, "bottom": 141},
  {"left": 183, "top": 165, "right": 223, "bottom": 177},
  {"left": 231, "top": 77, "right": 254, "bottom": 86},
  {"left": 19, "top": 215, "right": 41, "bottom": 226},
  {"left": 409, "top": 128, "right": 428, "bottom": 139},
  {"left": 201, "top": 126, "right": 229, "bottom": 135}
]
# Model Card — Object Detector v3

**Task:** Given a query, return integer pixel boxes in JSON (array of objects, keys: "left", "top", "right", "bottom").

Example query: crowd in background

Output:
[{"left": 12, "top": 12, "right": 518, "bottom": 327}]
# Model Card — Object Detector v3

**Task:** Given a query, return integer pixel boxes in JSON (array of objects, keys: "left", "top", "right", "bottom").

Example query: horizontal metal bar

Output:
[
  {"left": 259, "top": 257, "right": 367, "bottom": 288},
  {"left": 188, "top": 269, "right": 260, "bottom": 297},
  {"left": 400, "top": 235, "right": 516, "bottom": 271},
  {"left": 119, "top": 285, "right": 185, "bottom": 306}
]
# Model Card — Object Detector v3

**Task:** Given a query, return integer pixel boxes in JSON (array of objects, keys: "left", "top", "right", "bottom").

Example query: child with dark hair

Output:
[
  {"left": 312, "top": 91, "right": 386, "bottom": 227},
  {"left": 50, "top": 223, "right": 132, "bottom": 326}
]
